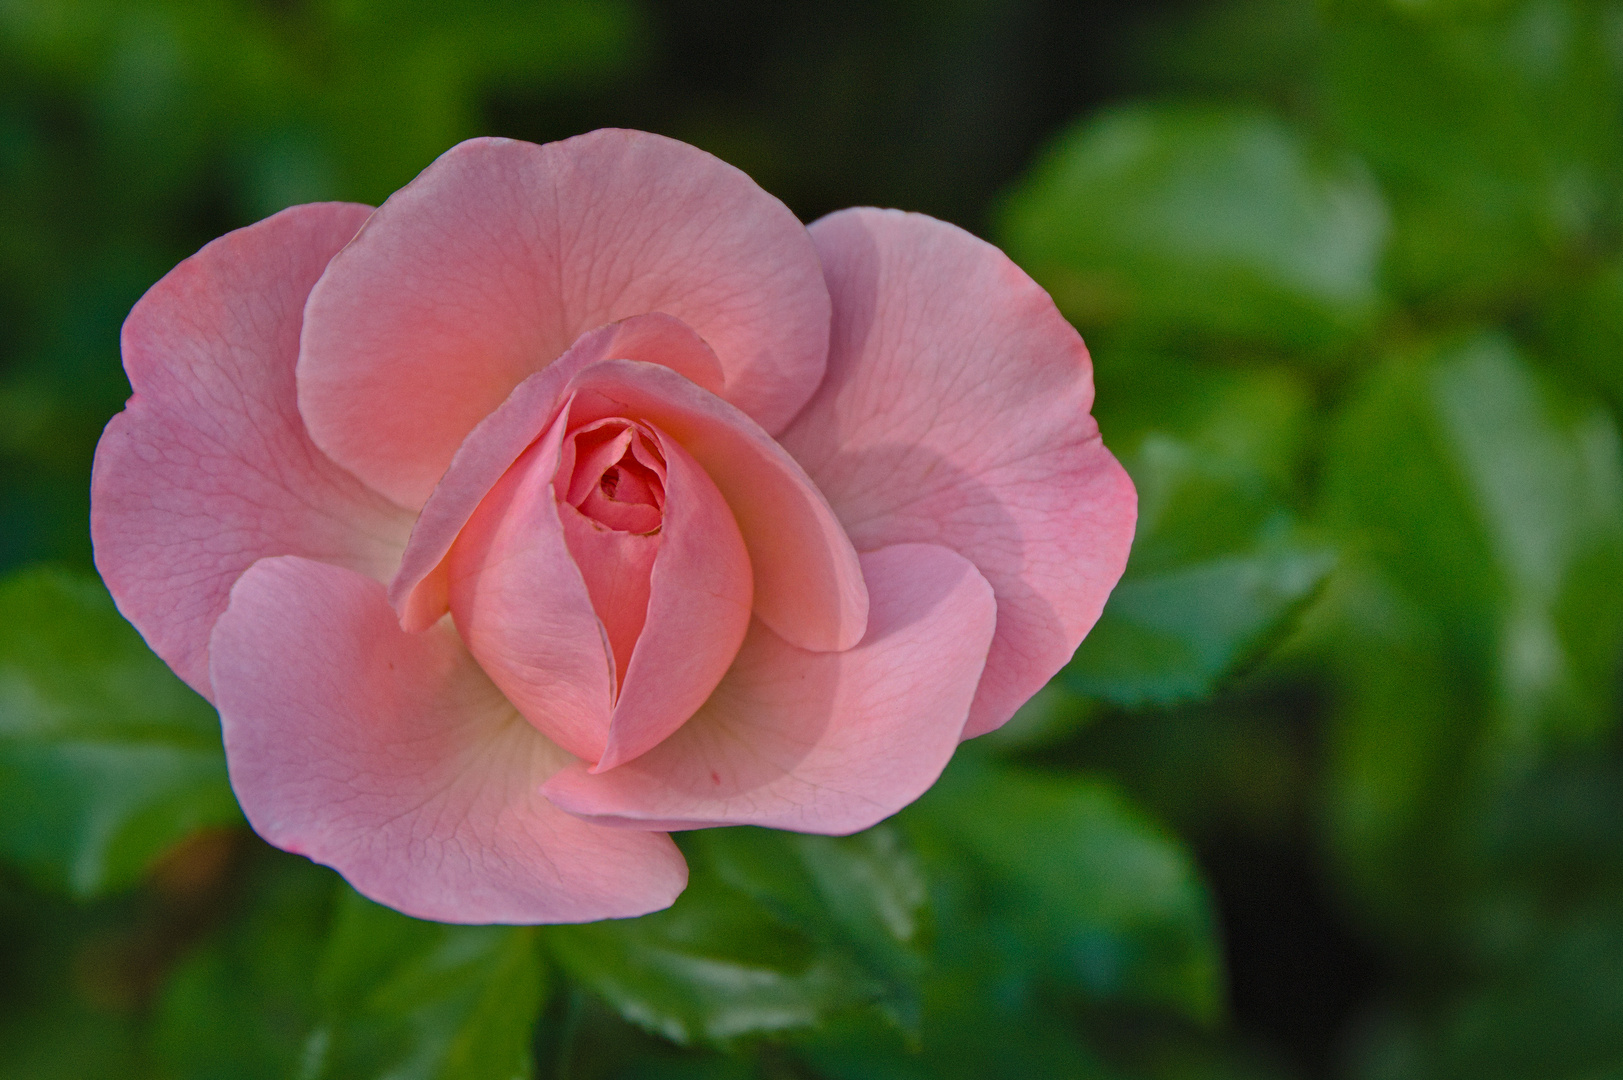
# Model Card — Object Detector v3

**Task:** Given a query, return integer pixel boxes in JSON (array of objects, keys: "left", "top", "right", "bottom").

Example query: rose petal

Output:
[
  {"left": 299, "top": 131, "right": 831, "bottom": 508},
  {"left": 446, "top": 409, "right": 617, "bottom": 764},
  {"left": 390, "top": 314, "right": 721, "bottom": 632},
  {"left": 397, "top": 353, "right": 867, "bottom": 654},
  {"left": 542, "top": 543, "right": 996, "bottom": 834},
  {"left": 91, "top": 203, "right": 413, "bottom": 700},
  {"left": 569, "top": 359, "right": 868, "bottom": 652},
  {"left": 780, "top": 208, "right": 1137, "bottom": 738},
  {"left": 595, "top": 427, "right": 753, "bottom": 773},
  {"left": 558, "top": 502, "right": 659, "bottom": 688},
  {"left": 211, "top": 556, "right": 687, "bottom": 924}
]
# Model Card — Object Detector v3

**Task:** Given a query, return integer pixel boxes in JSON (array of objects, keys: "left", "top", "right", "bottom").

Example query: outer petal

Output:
[
  {"left": 390, "top": 313, "right": 723, "bottom": 631},
  {"left": 299, "top": 131, "right": 832, "bottom": 508},
  {"left": 597, "top": 428, "right": 753, "bottom": 773},
  {"left": 569, "top": 360, "right": 868, "bottom": 652},
  {"left": 212, "top": 556, "right": 687, "bottom": 925},
  {"left": 91, "top": 203, "right": 413, "bottom": 700},
  {"left": 780, "top": 208, "right": 1137, "bottom": 738},
  {"left": 542, "top": 544, "right": 996, "bottom": 834},
  {"left": 447, "top": 411, "right": 617, "bottom": 764}
]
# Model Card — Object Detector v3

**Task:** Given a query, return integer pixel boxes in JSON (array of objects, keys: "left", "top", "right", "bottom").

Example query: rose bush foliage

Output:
[{"left": 90, "top": 129, "right": 1135, "bottom": 924}]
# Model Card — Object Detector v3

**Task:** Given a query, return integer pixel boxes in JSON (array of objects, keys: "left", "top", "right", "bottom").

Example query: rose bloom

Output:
[{"left": 91, "top": 130, "right": 1135, "bottom": 924}]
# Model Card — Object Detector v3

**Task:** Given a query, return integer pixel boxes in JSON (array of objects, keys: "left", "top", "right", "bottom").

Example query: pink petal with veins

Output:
[
  {"left": 91, "top": 203, "right": 412, "bottom": 700},
  {"left": 298, "top": 132, "right": 830, "bottom": 509},
  {"left": 543, "top": 543, "right": 995, "bottom": 834},
  {"left": 781, "top": 208, "right": 1136, "bottom": 738},
  {"left": 212, "top": 556, "right": 687, "bottom": 924}
]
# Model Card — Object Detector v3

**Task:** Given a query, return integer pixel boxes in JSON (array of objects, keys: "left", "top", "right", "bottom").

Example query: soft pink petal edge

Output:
[
  {"left": 780, "top": 207, "right": 1137, "bottom": 739},
  {"left": 543, "top": 543, "right": 996, "bottom": 835},
  {"left": 91, "top": 203, "right": 413, "bottom": 700},
  {"left": 212, "top": 556, "right": 687, "bottom": 925},
  {"left": 298, "top": 130, "right": 833, "bottom": 509}
]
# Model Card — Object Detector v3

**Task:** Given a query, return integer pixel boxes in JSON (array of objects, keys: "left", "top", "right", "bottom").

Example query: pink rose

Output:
[{"left": 91, "top": 130, "right": 1135, "bottom": 924}]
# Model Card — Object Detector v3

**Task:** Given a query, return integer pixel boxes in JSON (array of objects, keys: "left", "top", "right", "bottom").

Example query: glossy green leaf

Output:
[
  {"left": 0, "top": 567, "right": 238, "bottom": 897},
  {"left": 546, "top": 831, "right": 910, "bottom": 1048},
  {"left": 1069, "top": 524, "right": 1334, "bottom": 708},
  {"left": 999, "top": 103, "right": 1387, "bottom": 345},
  {"left": 912, "top": 752, "right": 1224, "bottom": 1025},
  {"left": 687, "top": 826, "right": 929, "bottom": 1031},
  {"left": 1069, "top": 363, "right": 1334, "bottom": 707}
]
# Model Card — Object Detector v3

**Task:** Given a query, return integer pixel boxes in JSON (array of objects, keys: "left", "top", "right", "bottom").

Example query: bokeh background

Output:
[{"left": 4, "top": 0, "right": 1623, "bottom": 1077}]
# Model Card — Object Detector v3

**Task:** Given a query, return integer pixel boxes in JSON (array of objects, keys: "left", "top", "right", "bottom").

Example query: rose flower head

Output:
[{"left": 91, "top": 130, "right": 1136, "bottom": 923}]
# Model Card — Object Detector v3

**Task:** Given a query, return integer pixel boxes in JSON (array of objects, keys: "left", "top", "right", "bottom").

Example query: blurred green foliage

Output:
[{"left": 4, "top": 0, "right": 1623, "bottom": 1078}]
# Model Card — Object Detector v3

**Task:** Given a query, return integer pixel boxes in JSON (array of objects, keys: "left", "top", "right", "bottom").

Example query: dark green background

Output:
[{"left": 4, "top": 1, "right": 1623, "bottom": 1077}]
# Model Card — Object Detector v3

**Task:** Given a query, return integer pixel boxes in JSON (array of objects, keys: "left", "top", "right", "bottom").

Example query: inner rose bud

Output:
[
  {"left": 558, "top": 419, "right": 668, "bottom": 689},
  {"left": 565, "top": 419, "right": 666, "bottom": 534}
]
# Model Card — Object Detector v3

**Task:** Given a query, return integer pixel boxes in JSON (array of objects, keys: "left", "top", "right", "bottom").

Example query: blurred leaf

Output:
[
  {"left": 0, "top": 0, "right": 643, "bottom": 215},
  {"left": 1321, "top": 0, "right": 1623, "bottom": 307},
  {"left": 155, "top": 862, "right": 546, "bottom": 1080},
  {"left": 1348, "top": 906, "right": 1623, "bottom": 1080},
  {"left": 1128, "top": 0, "right": 1324, "bottom": 103},
  {"left": 301, "top": 888, "right": 547, "bottom": 1080},
  {"left": 979, "top": 678, "right": 1102, "bottom": 752},
  {"left": 1000, "top": 103, "right": 1388, "bottom": 346},
  {"left": 798, "top": 1003, "right": 1118, "bottom": 1080},
  {"left": 546, "top": 830, "right": 913, "bottom": 1048},
  {"left": 0, "top": 567, "right": 238, "bottom": 898},
  {"left": 915, "top": 752, "right": 1225, "bottom": 1025},
  {"left": 1327, "top": 332, "right": 1623, "bottom": 749},
  {"left": 1537, "top": 255, "right": 1623, "bottom": 417},
  {"left": 0, "top": 875, "right": 148, "bottom": 1080},
  {"left": 688, "top": 826, "right": 929, "bottom": 1032},
  {"left": 0, "top": 1012, "right": 145, "bottom": 1080},
  {"left": 1318, "top": 332, "right": 1623, "bottom": 923},
  {"left": 795, "top": 752, "right": 1222, "bottom": 1077},
  {"left": 152, "top": 852, "right": 335, "bottom": 1080},
  {"left": 1070, "top": 362, "right": 1335, "bottom": 707},
  {"left": 1069, "top": 519, "right": 1334, "bottom": 708}
]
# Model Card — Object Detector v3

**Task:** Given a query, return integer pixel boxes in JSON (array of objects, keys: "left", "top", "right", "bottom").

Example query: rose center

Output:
[{"left": 564, "top": 420, "right": 665, "bottom": 534}]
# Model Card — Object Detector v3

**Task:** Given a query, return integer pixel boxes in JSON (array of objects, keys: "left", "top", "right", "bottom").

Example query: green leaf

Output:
[
  {"left": 546, "top": 830, "right": 913, "bottom": 1048},
  {"left": 1537, "top": 255, "right": 1623, "bottom": 418},
  {"left": 687, "top": 826, "right": 929, "bottom": 1032},
  {"left": 152, "top": 853, "right": 336, "bottom": 1080},
  {"left": 1328, "top": 332, "right": 1623, "bottom": 749},
  {"left": 151, "top": 859, "right": 546, "bottom": 1080},
  {"left": 302, "top": 888, "right": 547, "bottom": 1080},
  {"left": 1347, "top": 905, "right": 1623, "bottom": 1080},
  {"left": 1069, "top": 527, "right": 1334, "bottom": 708},
  {"left": 911, "top": 752, "right": 1225, "bottom": 1025},
  {"left": 1321, "top": 0, "right": 1623, "bottom": 307},
  {"left": 1317, "top": 332, "right": 1623, "bottom": 923},
  {"left": 0, "top": 566, "right": 238, "bottom": 897},
  {"left": 0, "top": 874, "right": 149, "bottom": 1080},
  {"left": 798, "top": 1003, "right": 1118, "bottom": 1080},
  {"left": 999, "top": 103, "right": 1388, "bottom": 346},
  {"left": 1068, "top": 362, "right": 1334, "bottom": 707}
]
